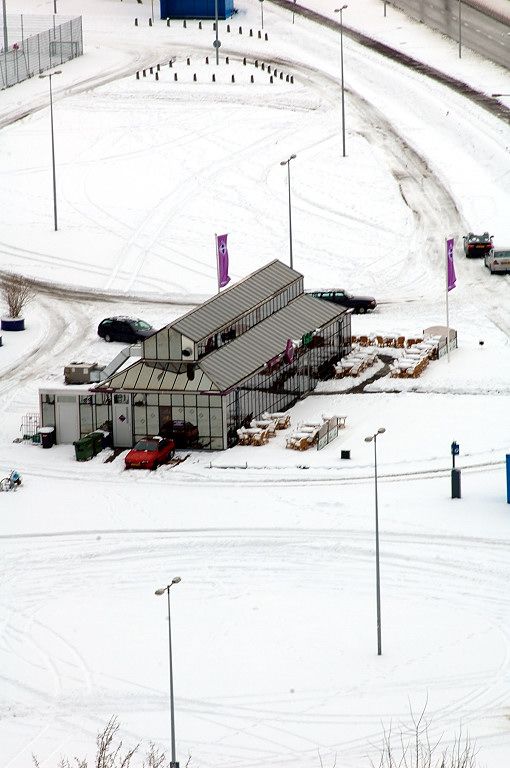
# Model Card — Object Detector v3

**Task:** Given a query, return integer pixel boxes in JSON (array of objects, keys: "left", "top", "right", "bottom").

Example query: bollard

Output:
[
  {"left": 258, "top": 30, "right": 261, "bottom": 38},
  {"left": 169, "top": 60, "right": 173, "bottom": 67},
  {"left": 157, "top": 63, "right": 160, "bottom": 70},
  {"left": 250, "top": 74, "right": 254, "bottom": 83},
  {"left": 270, "top": 75, "right": 273, "bottom": 83},
  {"left": 143, "top": 69, "right": 146, "bottom": 76},
  {"left": 451, "top": 468, "right": 461, "bottom": 499},
  {"left": 149, "top": 18, "right": 152, "bottom": 26},
  {"left": 155, "top": 71, "right": 159, "bottom": 80},
  {"left": 213, "top": 21, "right": 216, "bottom": 30},
  {"left": 150, "top": 66, "right": 153, "bottom": 73},
  {"left": 174, "top": 72, "right": 178, "bottom": 80},
  {"left": 227, "top": 23, "right": 230, "bottom": 32},
  {"left": 286, "top": 74, "right": 289, "bottom": 81},
  {"left": 183, "top": 19, "right": 186, "bottom": 27},
  {"left": 231, "top": 74, "right": 235, "bottom": 83},
  {"left": 205, "top": 56, "right": 209, "bottom": 64},
  {"left": 166, "top": 18, "right": 170, "bottom": 26},
  {"left": 280, "top": 72, "right": 283, "bottom": 79},
  {"left": 239, "top": 26, "right": 242, "bottom": 34},
  {"left": 193, "top": 72, "right": 197, "bottom": 81},
  {"left": 265, "top": 32, "right": 268, "bottom": 40},
  {"left": 212, "top": 73, "right": 216, "bottom": 82},
  {"left": 226, "top": 56, "right": 229, "bottom": 64},
  {"left": 136, "top": 71, "right": 140, "bottom": 79},
  {"left": 198, "top": 20, "right": 202, "bottom": 29},
  {"left": 267, "top": 65, "right": 271, "bottom": 73},
  {"left": 249, "top": 28, "right": 253, "bottom": 36},
  {"left": 261, "top": 62, "right": 265, "bottom": 70},
  {"left": 274, "top": 69, "right": 277, "bottom": 76},
  {"left": 135, "top": 18, "right": 138, "bottom": 26},
  {"left": 255, "top": 60, "right": 258, "bottom": 67},
  {"left": 290, "top": 75, "right": 294, "bottom": 83},
  {"left": 187, "top": 57, "right": 190, "bottom": 65},
  {"left": 243, "top": 57, "right": 246, "bottom": 65}
]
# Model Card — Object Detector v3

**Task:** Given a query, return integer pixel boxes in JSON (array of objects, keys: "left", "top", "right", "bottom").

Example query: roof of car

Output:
[{"left": 466, "top": 232, "right": 491, "bottom": 241}]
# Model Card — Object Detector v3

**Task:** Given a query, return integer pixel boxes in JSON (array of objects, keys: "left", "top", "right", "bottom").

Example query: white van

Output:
[{"left": 484, "top": 247, "right": 510, "bottom": 274}]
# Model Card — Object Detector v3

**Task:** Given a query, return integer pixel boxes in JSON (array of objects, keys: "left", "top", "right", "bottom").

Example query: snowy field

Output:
[{"left": 0, "top": 0, "right": 510, "bottom": 766}]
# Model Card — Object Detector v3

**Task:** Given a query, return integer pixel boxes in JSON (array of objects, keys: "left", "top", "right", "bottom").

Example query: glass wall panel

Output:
[
  {"left": 157, "top": 330, "right": 170, "bottom": 360},
  {"left": 144, "top": 335, "right": 157, "bottom": 359},
  {"left": 147, "top": 406, "right": 159, "bottom": 435}
]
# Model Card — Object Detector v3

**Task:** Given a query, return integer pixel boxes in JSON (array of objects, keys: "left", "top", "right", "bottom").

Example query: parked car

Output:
[
  {"left": 307, "top": 289, "right": 377, "bottom": 313},
  {"left": 463, "top": 232, "right": 493, "bottom": 257},
  {"left": 124, "top": 436, "right": 175, "bottom": 470},
  {"left": 484, "top": 247, "right": 510, "bottom": 274},
  {"left": 159, "top": 420, "right": 199, "bottom": 448},
  {"left": 98, "top": 316, "right": 154, "bottom": 343}
]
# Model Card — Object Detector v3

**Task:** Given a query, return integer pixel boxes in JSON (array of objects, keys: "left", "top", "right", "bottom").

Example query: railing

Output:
[{"left": 0, "top": 15, "right": 83, "bottom": 89}]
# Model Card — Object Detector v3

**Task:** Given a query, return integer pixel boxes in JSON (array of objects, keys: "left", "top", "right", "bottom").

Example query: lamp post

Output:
[
  {"left": 259, "top": 0, "right": 264, "bottom": 30},
  {"left": 334, "top": 5, "right": 348, "bottom": 158},
  {"left": 213, "top": 0, "right": 220, "bottom": 65},
  {"left": 280, "top": 154, "right": 296, "bottom": 270},
  {"left": 458, "top": 0, "right": 462, "bottom": 58},
  {"left": 155, "top": 577, "right": 181, "bottom": 767},
  {"left": 364, "top": 427, "right": 385, "bottom": 656},
  {"left": 39, "top": 69, "right": 61, "bottom": 232}
]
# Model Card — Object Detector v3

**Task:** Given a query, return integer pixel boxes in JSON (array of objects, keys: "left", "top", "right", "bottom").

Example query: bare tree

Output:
[
  {"left": 2, "top": 273, "right": 34, "bottom": 318},
  {"left": 371, "top": 700, "right": 479, "bottom": 768}
]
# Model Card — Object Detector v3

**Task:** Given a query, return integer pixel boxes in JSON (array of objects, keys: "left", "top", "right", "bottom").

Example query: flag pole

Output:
[
  {"left": 215, "top": 232, "right": 220, "bottom": 294},
  {"left": 445, "top": 237, "right": 450, "bottom": 363}
]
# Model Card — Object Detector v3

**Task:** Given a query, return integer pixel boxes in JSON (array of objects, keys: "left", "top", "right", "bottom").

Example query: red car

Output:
[{"left": 124, "top": 436, "right": 175, "bottom": 470}]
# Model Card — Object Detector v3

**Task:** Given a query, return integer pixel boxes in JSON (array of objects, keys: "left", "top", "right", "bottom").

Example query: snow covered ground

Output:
[{"left": 0, "top": 0, "right": 509, "bottom": 766}]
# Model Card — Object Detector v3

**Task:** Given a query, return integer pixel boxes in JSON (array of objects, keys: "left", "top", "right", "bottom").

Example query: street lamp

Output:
[
  {"left": 280, "top": 154, "right": 296, "bottom": 270},
  {"left": 458, "top": 0, "right": 462, "bottom": 58},
  {"left": 364, "top": 427, "right": 385, "bottom": 656},
  {"left": 334, "top": 5, "right": 348, "bottom": 158},
  {"left": 213, "top": 0, "right": 220, "bottom": 65},
  {"left": 259, "top": 0, "right": 264, "bottom": 30},
  {"left": 155, "top": 577, "right": 182, "bottom": 767},
  {"left": 39, "top": 69, "right": 61, "bottom": 232}
]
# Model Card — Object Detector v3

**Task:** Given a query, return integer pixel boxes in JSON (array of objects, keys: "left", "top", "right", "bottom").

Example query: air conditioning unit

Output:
[{"left": 64, "top": 362, "right": 105, "bottom": 385}]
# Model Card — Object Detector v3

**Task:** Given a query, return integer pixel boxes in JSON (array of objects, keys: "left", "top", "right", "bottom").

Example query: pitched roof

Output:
[
  {"left": 171, "top": 260, "right": 302, "bottom": 341},
  {"left": 200, "top": 293, "right": 347, "bottom": 391}
]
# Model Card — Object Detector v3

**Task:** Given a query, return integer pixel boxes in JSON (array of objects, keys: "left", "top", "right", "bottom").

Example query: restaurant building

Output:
[{"left": 39, "top": 260, "right": 352, "bottom": 450}]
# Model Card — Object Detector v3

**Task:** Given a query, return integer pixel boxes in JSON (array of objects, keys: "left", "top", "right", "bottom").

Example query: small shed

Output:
[{"left": 160, "top": 0, "right": 234, "bottom": 19}]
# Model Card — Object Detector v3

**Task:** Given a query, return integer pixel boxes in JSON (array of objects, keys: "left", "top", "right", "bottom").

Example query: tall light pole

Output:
[
  {"left": 155, "top": 576, "right": 181, "bottom": 767},
  {"left": 280, "top": 154, "right": 296, "bottom": 270},
  {"left": 259, "top": 0, "right": 264, "bottom": 30},
  {"left": 39, "top": 69, "right": 61, "bottom": 232},
  {"left": 334, "top": 5, "right": 348, "bottom": 158},
  {"left": 213, "top": 0, "right": 220, "bottom": 65},
  {"left": 458, "top": 0, "right": 462, "bottom": 58},
  {"left": 364, "top": 427, "right": 385, "bottom": 656}
]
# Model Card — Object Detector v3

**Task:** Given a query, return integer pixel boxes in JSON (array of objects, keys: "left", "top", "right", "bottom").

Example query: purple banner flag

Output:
[
  {"left": 217, "top": 234, "right": 231, "bottom": 289},
  {"left": 447, "top": 237, "right": 456, "bottom": 292}
]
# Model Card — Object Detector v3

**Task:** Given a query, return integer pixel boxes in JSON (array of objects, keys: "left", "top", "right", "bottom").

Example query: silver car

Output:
[{"left": 484, "top": 247, "right": 510, "bottom": 274}]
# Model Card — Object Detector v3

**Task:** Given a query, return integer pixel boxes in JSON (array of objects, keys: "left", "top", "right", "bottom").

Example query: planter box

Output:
[{"left": 1, "top": 317, "right": 25, "bottom": 331}]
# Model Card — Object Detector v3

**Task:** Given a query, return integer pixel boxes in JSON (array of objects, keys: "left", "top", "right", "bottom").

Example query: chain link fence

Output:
[{"left": 1, "top": 15, "right": 83, "bottom": 89}]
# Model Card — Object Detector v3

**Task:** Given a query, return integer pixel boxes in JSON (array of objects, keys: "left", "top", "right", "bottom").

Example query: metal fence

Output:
[{"left": 1, "top": 15, "right": 83, "bottom": 89}]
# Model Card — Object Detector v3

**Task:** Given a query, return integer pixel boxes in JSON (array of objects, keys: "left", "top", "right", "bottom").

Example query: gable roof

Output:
[
  {"left": 199, "top": 293, "right": 347, "bottom": 391},
  {"left": 170, "top": 260, "right": 302, "bottom": 342}
]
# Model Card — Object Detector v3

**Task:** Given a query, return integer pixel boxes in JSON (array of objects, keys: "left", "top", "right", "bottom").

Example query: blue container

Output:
[
  {"left": 1, "top": 317, "right": 25, "bottom": 331},
  {"left": 160, "top": 0, "right": 234, "bottom": 19}
]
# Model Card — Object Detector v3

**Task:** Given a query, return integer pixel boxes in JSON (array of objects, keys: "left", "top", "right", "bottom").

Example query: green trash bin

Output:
[
  {"left": 73, "top": 435, "right": 94, "bottom": 462},
  {"left": 89, "top": 431, "right": 104, "bottom": 456}
]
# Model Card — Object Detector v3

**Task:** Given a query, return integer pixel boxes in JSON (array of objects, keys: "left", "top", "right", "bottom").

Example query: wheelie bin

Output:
[
  {"left": 39, "top": 427, "right": 55, "bottom": 449},
  {"left": 89, "top": 431, "right": 104, "bottom": 456},
  {"left": 73, "top": 435, "right": 94, "bottom": 461}
]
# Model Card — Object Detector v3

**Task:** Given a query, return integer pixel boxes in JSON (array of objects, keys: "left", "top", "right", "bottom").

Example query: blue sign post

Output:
[{"left": 451, "top": 441, "right": 461, "bottom": 499}]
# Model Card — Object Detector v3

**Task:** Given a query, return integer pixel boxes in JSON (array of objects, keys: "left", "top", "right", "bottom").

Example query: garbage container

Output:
[
  {"left": 341, "top": 449, "right": 351, "bottom": 460},
  {"left": 73, "top": 435, "right": 94, "bottom": 462},
  {"left": 95, "top": 429, "right": 112, "bottom": 449},
  {"left": 89, "top": 431, "right": 104, "bottom": 456},
  {"left": 39, "top": 426, "right": 55, "bottom": 449}
]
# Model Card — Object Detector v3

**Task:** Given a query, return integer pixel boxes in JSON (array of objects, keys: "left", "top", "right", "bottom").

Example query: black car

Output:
[
  {"left": 308, "top": 289, "right": 377, "bottom": 314},
  {"left": 98, "top": 316, "right": 154, "bottom": 343},
  {"left": 463, "top": 232, "right": 493, "bottom": 257}
]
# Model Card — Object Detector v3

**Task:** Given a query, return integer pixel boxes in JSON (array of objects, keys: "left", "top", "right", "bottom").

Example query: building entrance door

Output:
[{"left": 113, "top": 394, "right": 132, "bottom": 447}]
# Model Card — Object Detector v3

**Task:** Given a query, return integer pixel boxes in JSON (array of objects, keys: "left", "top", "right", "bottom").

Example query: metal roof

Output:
[
  {"left": 171, "top": 260, "right": 302, "bottom": 341},
  {"left": 199, "top": 293, "right": 347, "bottom": 391}
]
